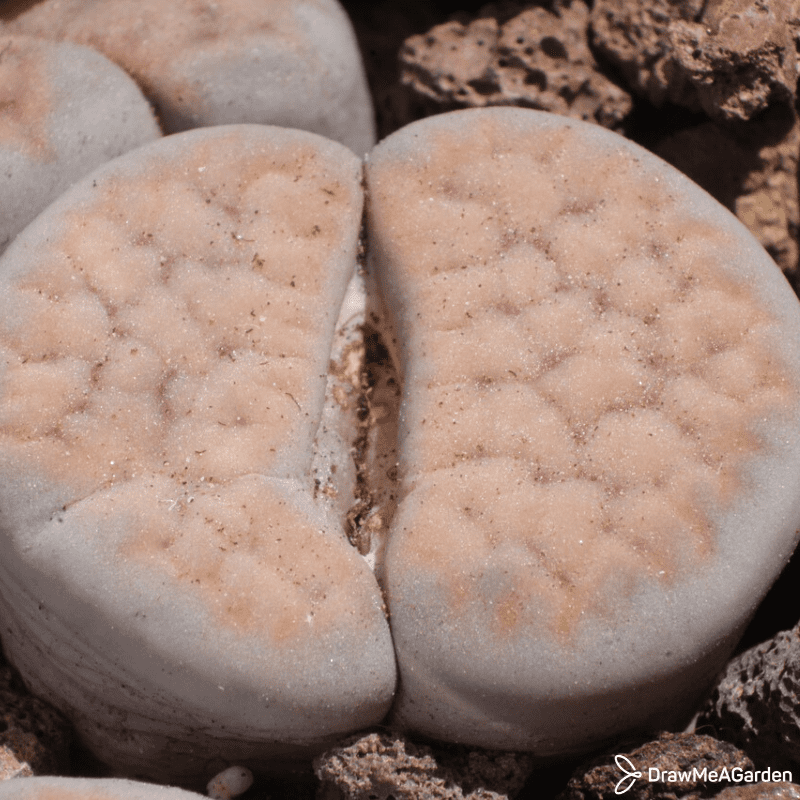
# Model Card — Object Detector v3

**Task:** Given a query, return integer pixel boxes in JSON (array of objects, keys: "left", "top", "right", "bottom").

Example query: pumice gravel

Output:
[{"left": 0, "top": 109, "right": 799, "bottom": 788}]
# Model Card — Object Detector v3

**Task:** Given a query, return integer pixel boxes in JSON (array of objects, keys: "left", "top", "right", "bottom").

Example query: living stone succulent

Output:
[
  {"left": 0, "top": 34, "right": 160, "bottom": 255},
  {"left": 0, "top": 776, "right": 207, "bottom": 799},
  {"left": 0, "top": 108, "right": 799, "bottom": 787},
  {"left": 5, "top": 0, "right": 375, "bottom": 155}
]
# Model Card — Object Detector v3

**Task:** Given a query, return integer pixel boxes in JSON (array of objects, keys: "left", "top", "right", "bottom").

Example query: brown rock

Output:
[
  {"left": 0, "top": 718, "right": 40, "bottom": 779},
  {"left": 699, "top": 624, "right": 800, "bottom": 773},
  {"left": 559, "top": 732, "right": 753, "bottom": 800},
  {"left": 714, "top": 783, "right": 800, "bottom": 800},
  {"left": 0, "top": 659, "right": 71, "bottom": 778},
  {"left": 591, "top": 0, "right": 800, "bottom": 121},
  {"left": 0, "top": 743, "right": 33, "bottom": 781},
  {"left": 655, "top": 105, "right": 800, "bottom": 276},
  {"left": 399, "top": 1, "right": 632, "bottom": 129},
  {"left": 313, "top": 731, "right": 533, "bottom": 800}
]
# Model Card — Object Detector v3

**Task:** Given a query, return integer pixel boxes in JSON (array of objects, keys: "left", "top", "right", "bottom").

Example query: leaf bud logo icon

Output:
[{"left": 615, "top": 754, "right": 642, "bottom": 794}]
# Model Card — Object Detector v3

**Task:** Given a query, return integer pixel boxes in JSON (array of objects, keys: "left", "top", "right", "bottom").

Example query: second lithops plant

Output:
[
  {"left": 0, "top": 33, "right": 160, "bottom": 255},
  {"left": 6, "top": 0, "right": 375, "bottom": 154}
]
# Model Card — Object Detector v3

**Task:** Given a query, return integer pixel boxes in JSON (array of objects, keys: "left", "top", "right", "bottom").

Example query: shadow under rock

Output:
[{"left": 735, "top": 539, "right": 800, "bottom": 656}]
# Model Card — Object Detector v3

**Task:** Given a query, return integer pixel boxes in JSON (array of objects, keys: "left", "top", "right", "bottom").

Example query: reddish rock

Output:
[
  {"left": 559, "top": 732, "right": 754, "bottom": 800},
  {"left": 699, "top": 624, "right": 800, "bottom": 773},
  {"left": 400, "top": 1, "right": 632, "bottom": 129},
  {"left": 590, "top": 0, "right": 800, "bottom": 121},
  {"left": 313, "top": 731, "right": 533, "bottom": 800},
  {"left": 0, "top": 742, "right": 32, "bottom": 781},
  {"left": 714, "top": 783, "right": 800, "bottom": 800}
]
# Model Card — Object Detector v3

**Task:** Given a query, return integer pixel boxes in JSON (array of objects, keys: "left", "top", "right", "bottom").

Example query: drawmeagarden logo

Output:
[{"left": 614, "top": 754, "right": 793, "bottom": 795}]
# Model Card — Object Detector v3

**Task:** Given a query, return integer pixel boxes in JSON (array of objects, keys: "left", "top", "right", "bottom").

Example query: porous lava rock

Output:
[
  {"left": 5, "top": 0, "right": 375, "bottom": 154},
  {"left": 559, "top": 732, "right": 754, "bottom": 800},
  {"left": 699, "top": 623, "right": 800, "bottom": 773},
  {"left": 0, "top": 33, "right": 160, "bottom": 255},
  {"left": 714, "top": 783, "right": 800, "bottom": 800},
  {"left": 313, "top": 731, "right": 533, "bottom": 800},
  {"left": 399, "top": 0, "right": 632, "bottom": 128},
  {"left": 590, "top": 0, "right": 800, "bottom": 122},
  {"left": 0, "top": 749, "right": 31, "bottom": 780},
  {"left": 655, "top": 106, "right": 800, "bottom": 277}
]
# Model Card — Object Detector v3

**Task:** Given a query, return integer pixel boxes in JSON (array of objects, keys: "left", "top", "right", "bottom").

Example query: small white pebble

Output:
[{"left": 207, "top": 765, "right": 253, "bottom": 800}]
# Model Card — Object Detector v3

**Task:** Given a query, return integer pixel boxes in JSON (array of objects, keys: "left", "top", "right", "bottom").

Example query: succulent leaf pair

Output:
[{"left": 0, "top": 109, "right": 799, "bottom": 788}]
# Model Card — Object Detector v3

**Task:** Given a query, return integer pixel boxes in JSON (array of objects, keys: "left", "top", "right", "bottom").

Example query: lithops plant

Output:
[
  {"left": 0, "top": 125, "right": 395, "bottom": 784},
  {"left": 365, "top": 108, "right": 800, "bottom": 756},
  {"left": 0, "top": 777, "right": 207, "bottom": 800},
  {"left": 0, "top": 34, "right": 160, "bottom": 254},
  {"left": 4, "top": 102, "right": 800, "bottom": 784},
  {"left": 5, "top": 0, "right": 375, "bottom": 154}
]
